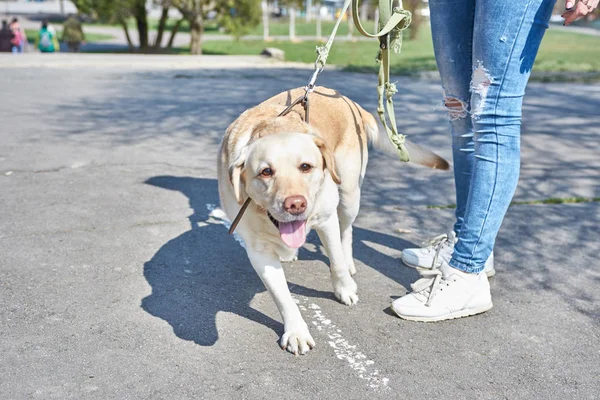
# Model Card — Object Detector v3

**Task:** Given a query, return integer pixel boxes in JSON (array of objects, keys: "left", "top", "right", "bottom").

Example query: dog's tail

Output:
[{"left": 364, "top": 113, "right": 449, "bottom": 170}]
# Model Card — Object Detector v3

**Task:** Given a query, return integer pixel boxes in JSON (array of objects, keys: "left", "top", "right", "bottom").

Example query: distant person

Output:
[
  {"left": 36, "top": 19, "right": 59, "bottom": 53},
  {"left": 0, "top": 20, "right": 14, "bottom": 53},
  {"left": 61, "top": 15, "right": 85, "bottom": 52},
  {"left": 10, "top": 18, "right": 26, "bottom": 53}
]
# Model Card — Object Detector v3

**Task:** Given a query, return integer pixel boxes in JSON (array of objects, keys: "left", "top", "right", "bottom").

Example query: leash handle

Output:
[
  {"left": 352, "top": 1, "right": 411, "bottom": 40},
  {"left": 354, "top": 0, "right": 412, "bottom": 162}
]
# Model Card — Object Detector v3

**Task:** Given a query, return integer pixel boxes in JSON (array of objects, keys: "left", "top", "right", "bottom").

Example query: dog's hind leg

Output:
[
  {"left": 316, "top": 215, "right": 359, "bottom": 306},
  {"left": 337, "top": 186, "right": 361, "bottom": 276},
  {"left": 246, "top": 247, "right": 315, "bottom": 355}
]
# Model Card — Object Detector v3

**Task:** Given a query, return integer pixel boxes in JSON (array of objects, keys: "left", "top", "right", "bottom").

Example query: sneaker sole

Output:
[
  {"left": 401, "top": 258, "right": 496, "bottom": 278},
  {"left": 391, "top": 301, "right": 493, "bottom": 322}
]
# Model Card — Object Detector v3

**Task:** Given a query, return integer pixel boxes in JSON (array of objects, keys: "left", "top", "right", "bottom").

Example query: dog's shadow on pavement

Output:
[{"left": 141, "top": 175, "right": 417, "bottom": 346}]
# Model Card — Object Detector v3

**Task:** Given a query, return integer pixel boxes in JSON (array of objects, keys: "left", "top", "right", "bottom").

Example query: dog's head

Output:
[{"left": 229, "top": 130, "right": 340, "bottom": 248}]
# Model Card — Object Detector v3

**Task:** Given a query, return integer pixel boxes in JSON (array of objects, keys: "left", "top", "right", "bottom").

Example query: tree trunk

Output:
[
  {"left": 360, "top": 1, "right": 368, "bottom": 22},
  {"left": 306, "top": 0, "right": 312, "bottom": 22},
  {"left": 189, "top": 14, "right": 204, "bottom": 55},
  {"left": 289, "top": 6, "right": 296, "bottom": 41},
  {"left": 167, "top": 18, "right": 183, "bottom": 49},
  {"left": 347, "top": 8, "right": 354, "bottom": 40},
  {"left": 133, "top": 0, "right": 149, "bottom": 49},
  {"left": 262, "top": 1, "right": 270, "bottom": 40},
  {"left": 154, "top": 6, "right": 170, "bottom": 48},
  {"left": 374, "top": 8, "right": 379, "bottom": 31},
  {"left": 316, "top": 7, "right": 321, "bottom": 41},
  {"left": 120, "top": 18, "right": 134, "bottom": 51},
  {"left": 404, "top": 0, "right": 422, "bottom": 40}
]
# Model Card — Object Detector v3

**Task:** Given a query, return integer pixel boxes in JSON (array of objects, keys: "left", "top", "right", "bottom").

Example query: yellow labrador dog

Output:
[{"left": 218, "top": 87, "right": 447, "bottom": 355}]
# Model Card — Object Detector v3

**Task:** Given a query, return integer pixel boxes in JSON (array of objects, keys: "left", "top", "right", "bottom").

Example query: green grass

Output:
[
  {"left": 201, "top": 33, "right": 436, "bottom": 75},
  {"left": 25, "top": 29, "right": 114, "bottom": 43},
  {"left": 74, "top": 17, "right": 600, "bottom": 75},
  {"left": 426, "top": 204, "right": 458, "bottom": 210},
  {"left": 83, "top": 17, "right": 369, "bottom": 36},
  {"left": 247, "top": 19, "right": 377, "bottom": 37},
  {"left": 201, "top": 28, "right": 600, "bottom": 75},
  {"left": 533, "top": 29, "right": 600, "bottom": 72},
  {"left": 83, "top": 17, "right": 221, "bottom": 35},
  {"left": 511, "top": 197, "right": 600, "bottom": 205}
]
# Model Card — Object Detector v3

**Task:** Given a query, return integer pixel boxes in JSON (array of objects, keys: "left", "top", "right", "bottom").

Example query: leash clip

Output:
[{"left": 305, "top": 66, "right": 324, "bottom": 94}]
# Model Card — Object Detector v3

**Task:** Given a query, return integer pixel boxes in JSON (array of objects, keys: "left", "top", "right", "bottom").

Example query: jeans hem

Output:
[{"left": 449, "top": 257, "right": 484, "bottom": 274}]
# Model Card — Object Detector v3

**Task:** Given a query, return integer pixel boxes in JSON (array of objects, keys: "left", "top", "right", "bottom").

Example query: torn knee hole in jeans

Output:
[
  {"left": 443, "top": 96, "right": 468, "bottom": 121},
  {"left": 442, "top": 62, "right": 492, "bottom": 121},
  {"left": 470, "top": 61, "right": 493, "bottom": 118}
]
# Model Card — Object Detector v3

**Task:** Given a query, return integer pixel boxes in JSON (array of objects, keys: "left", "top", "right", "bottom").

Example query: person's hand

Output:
[{"left": 562, "top": 0, "right": 599, "bottom": 26}]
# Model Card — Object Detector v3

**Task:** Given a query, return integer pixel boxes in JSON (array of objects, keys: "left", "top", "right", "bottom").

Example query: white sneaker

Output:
[
  {"left": 391, "top": 262, "right": 493, "bottom": 322},
  {"left": 401, "top": 231, "right": 496, "bottom": 277}
]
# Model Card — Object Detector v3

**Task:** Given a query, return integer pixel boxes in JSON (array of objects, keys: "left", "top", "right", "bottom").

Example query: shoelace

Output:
[
  {"left": 420, "top": 232, "right": 456, "bottom": 270},
  {"left": 423, "top": 233, "right": 451, "bottom": 248},
  {"left": 410, "top": 269, "right": 445, "bottom": 306},
  {"left": 411, "top": 232, "right": 457, "bottom": 306}
]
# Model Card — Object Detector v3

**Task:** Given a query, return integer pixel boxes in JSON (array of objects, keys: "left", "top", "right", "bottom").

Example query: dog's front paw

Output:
[
  {"left": 333, "top": 276, "right": 359, "bottom": 306},
  {"left": 280, "top": 323, "right": 315, "bottom": 355}
]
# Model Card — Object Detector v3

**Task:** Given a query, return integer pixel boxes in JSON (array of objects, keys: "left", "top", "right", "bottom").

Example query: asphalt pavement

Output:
[{"left": 0, "top": 54, "right": 598, "bottom": 399}]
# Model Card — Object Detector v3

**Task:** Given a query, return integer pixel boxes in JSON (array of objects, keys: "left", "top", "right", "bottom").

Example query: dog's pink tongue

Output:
[{"left": 279, "top": 220, "right": 307, "bottom": 248}]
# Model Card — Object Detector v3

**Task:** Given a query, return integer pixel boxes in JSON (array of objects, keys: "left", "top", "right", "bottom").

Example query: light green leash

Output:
[
  {"left": 307, "top": 0, "right": 412, "bottom": 162},
  {"left": 353, "top": 0, "right": 412, "bottom": 162}
]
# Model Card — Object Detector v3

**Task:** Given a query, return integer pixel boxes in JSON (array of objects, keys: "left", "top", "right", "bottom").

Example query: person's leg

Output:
[
  {"left": 450, "top": 0, "right": 557, "bottom": 273},
  {"left": 393, "top": 0, "right": 557, "bottom": 321},
  {"left": 428, "top": 0, "right": 476, "bottom": 235},
  {"left": 398, "top": 0, "right": 482, "bottom": 273}
]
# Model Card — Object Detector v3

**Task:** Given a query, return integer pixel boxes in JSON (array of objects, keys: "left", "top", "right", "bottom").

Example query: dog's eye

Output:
[
  {"left": 260, "top": 167, "right": 273, "bottom": 177},
  {"left": 300, "top": 163, "right": 312, "bottom": 173}
]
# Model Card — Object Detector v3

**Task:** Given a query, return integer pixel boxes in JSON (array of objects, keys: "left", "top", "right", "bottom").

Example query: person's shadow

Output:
[{"left": 141, "top": 176, "right": 418, "bottom": 346}]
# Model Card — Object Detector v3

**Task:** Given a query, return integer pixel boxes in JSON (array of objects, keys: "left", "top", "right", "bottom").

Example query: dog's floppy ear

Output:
[
  {"left": 229, "top": 150, "right": 247, "bottom": 204},
  {"left": 312, "top": 136, "right": 341, "bottom": 185}
]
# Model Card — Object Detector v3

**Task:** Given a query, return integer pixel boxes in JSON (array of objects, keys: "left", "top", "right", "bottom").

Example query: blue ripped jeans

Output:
[{"left": 429, "top": 0, "right": 556, "bottom": 273}]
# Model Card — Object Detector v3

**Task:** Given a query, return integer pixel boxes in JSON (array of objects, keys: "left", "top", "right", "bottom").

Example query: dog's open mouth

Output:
[{"left": 267, "top": 212, "right": 307, "bottom": 249}]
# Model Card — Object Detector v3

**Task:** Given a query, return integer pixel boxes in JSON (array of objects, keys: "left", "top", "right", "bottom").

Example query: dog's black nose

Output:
[{"left": 284, "top": 196, "right": 307, "bottom": 215}]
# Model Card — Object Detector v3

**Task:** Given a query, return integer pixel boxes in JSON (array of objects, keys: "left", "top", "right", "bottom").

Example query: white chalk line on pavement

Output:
[
  {"left": 296, "top": 298, "right": 390, "bottom": 391},
  {"left": 204, "top": 204, "right": 389, "bottom": 391}
]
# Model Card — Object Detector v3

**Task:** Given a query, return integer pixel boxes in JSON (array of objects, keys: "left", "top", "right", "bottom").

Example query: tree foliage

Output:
[
  {"left": 215, "top": 0, "right": 261, "bottom": 39},
  {"left": 169, "top": 0, "right": 261, "bottom": 53},
  {"left": 71, "top": 0, "right": 132, "bottom": 22},
  {"left": 73, "top": 0, "right": 262, "bottom": 53},
  {"left": 71, "top": 0, "right": 147, "bottom": 49}
]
